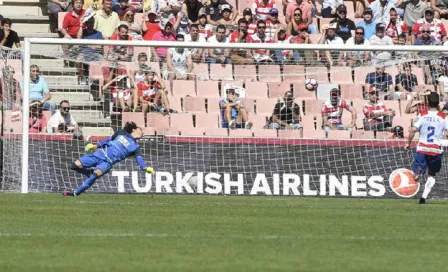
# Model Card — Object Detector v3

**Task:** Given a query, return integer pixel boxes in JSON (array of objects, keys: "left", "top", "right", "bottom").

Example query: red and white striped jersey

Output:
[
  {"left": 414, "top": 110, "right": 448, "bottom": 156},
  {"left": 247, "top": 33, "right": 274, "bottom": 55},
  {"left": 411, "top": 18, "right": 447, "bottom": 41},
  {"left": 198, "top": 24, "right": 212, "bottom": 40},
  {"left": 251, "top": 0, "right": 276, "bottom": 21},
  {"left": 247, "top": 22, "right": 257, "bottom": 35},
  {"left": 363, "top": 102, "right": 387, "bottom": 123},
  {"left": 321, "top": 99, "right": 351, "bottom": 125}
]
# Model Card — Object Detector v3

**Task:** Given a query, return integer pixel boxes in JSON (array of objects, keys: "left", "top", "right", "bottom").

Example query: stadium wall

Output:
[{"left": 3, "top": 135, "right": 446, "bottom": 199}]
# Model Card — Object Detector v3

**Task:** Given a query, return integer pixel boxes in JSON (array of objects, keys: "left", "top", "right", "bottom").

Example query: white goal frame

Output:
[{"left": 20, "top": 38, "right": 446, "bottom": 193}]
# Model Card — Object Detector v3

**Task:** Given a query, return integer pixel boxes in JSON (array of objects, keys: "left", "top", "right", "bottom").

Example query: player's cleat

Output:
[
  {"left": 228, "top": 120, "right": 236, "bottom": 129},
  {"left": 419, "top": 198, "right": 426, "bottom": 204},
  {"left": 62, "top": 191, "right": 75, "bottom": 197}
]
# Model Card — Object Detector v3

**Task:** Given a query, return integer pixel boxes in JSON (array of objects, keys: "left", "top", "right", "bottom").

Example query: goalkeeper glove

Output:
[
  {"left": 143, "top": 167, "right": 156, "bottom": 174},
  {"left": 85, "top": 143, "right": 97, "bottom": 152}
]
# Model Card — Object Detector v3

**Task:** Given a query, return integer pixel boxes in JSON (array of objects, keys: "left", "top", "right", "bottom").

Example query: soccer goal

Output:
[{"left": 1, "top": 38, "right": 448, "bottom": 198}]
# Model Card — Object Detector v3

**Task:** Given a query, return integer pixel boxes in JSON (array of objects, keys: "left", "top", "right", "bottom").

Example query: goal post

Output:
[{"left": 2, "top": 38, "right": 448, "bottom": 198}]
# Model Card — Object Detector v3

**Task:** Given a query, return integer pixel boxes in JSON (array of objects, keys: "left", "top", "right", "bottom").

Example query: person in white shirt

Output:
[
  {"left": 207, "top": 24, "right": 231, "bottom": 64},
  {"left": 184, "top": 24, "right": 206, "bottom": 62},
  {"left": 167, "top": 34, "right": 194, "bottom": 87},
  {"left": 47, "top": 100, "right": 81, "bottom": 136},
  {"left": 346, "top": 26, "right": 370, "bottom": 67},
  {"left": 319, "top": 23, "right": 344, "bottom": 66},
  {"left": 369, "top": 23, "right": 393, "bottom": 65}
]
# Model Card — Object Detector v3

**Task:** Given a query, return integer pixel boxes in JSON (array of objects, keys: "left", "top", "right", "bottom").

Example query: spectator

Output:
[
  {"left": 185, "top": 24, "right": 206, "bottom": 62},
  {"left": 136, "top": 66, "right": 174, "bottom": 114},
  {"left": 412, "top": 7, "right": 447, "bottom": 43},
  {"left": 369, "top": 23, "right": 393, "bottom": 65},
  {"left": 130, "top": 52, "right": 150, "bottom": 86},
  {"left": 216, "top": 5, "right": 237, "bottom": 31},
  {"left": 101, "top": 57, "right": 129, "bottom": 117},
  {"left": 395, "top": 64, "right": 418, "bottom": 93},
  {"left": 369, "top": 0, "right": 395, "bottom": 23},
  {"left": 151, "top": 0, "right": 181, "bottom": 20},
  {"left": 76, "top": 16, "right": 104, "bottom": 85},
  {"left": 414, "top": 24, "right": 441, "bottom": 47},
  {"left": 287, "top": 8, "right": 317, "bottom": 36},
  {"left": 206, "top": 0, "right": 238, "bottom": 25},
  {"left": 251, "top": 0, "right": 276, "bottom": 21},
  {"left": 330, "top": 5, "right": 356, "bottom": 43},
  {"left": 167, "top": 34, "right": 194, "bottom": 86},
  {"left": 321, "top": 88, "right": 357, "bottom": 131},
  {"left": 23, "top": 65, "right": 57, "bottom": 114},
  {"left": 151, "top": 19, "right": 176, "bottom": 62},
  {"left": 384, "top": 7, "right": 408, "bottom": 44},
  {"left": 318, "top": 23, "right": 344, "bottom": 66},
  {"left": 405, "top": 89, "right": 433, "bottom": 115},
  {"left": 431, "top": 0, "right": 448, "bottom": 19},
  {"left": 356, "top": 8, "right": 376, "bottom": 39},
  {"left": 229, "top": 19, "right": 254, "bottom": 64},
  {"left": 1, "top": 65, "right": 21, "bottom": 110},
  {"left": 0, "top": 18, "right": 21, "bottom": 48},
  {"left": 207, "top": 24, "right": 231, "bottom": 64},
  {"left": 113, "top": 0, "right": 130, "bottom": 19},
  {"left": 289, "top": 23, "right": 311, "bottom": 61},
  {"left": 110, "top": 24, "right": 134, "bottom": 62},
  {"left": 285, "top": 0, "right": 313, "bottom": 28},
  {"left": 48, "top": 0, "right": 72, "bottom": 32},
  {"left": 128, "top": 0, "right": 144, "bottom": 12},
  {"left": 394, "top": 33, "right": 411, "bottom": 61},
  {"left": 321, "top": 0, "right": 343, "bottom": 18},
  {"left": 414, "top": 25, "right": 443, "bottom": 85},
  {"left": 122, "top": 8, "right": 142, "bottom": 40},
  {"left": 219, "top": 87, "right": 253, "bottom": 129},
  {"left": 197, "top": 14, "right": 213, "bottom": 40},
  {"left": 175, "top": 17, "right": 191, "bottom": 36},
  {"left": 274, "top": 26, "right": 301, "bottom": 64},
  {"left": 243, "top": 8, "right": 257, "bottom": 35},
  {"left": 248, "top": 20, "right": 274, "bottom": 63},
  {"left": 365, "top": 67, "right": 398, "bottom": 100},
  {"left": 363, "top": 87, "right": 395, "bottom": 131},
  {"left": 29, "top": 101, "right": 47, "bottom": 133},
  {"left": 47, "top": 100, "right": 81, "bottom": 136},
  {"left": 181, "top": 0, "right": 205, "bottom": 24},
  {"left": 61, "top": 0, "right": 86, "bottom": 39},
  {"left": 102, "top": 66, "right": 133, "bottom": 112},
  {"left": 403, "top": 0, "right": 427, "bottom": 31},
  {"left": 141, "top": 11, "right": 160, "bottom": 40},
  {"left": 83, "top": 0, "right": 103, "bottom": 11},
  {"left": 268, "top": 91, "right": 302, "bottom": 130},
  {"left": 94, "top": 0, "right": 121, "bottom": 39},
  {"left": 346, "top": 26, "right": 370, "bottom": 67},
  {"left": 266, "top": 8, "right": 284, "bottom": 40}
]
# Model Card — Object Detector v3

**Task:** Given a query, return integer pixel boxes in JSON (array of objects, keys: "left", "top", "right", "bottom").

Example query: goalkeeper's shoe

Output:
[
  {"left": 62, "top": 191, "right": 75, "bottom": 197},
  {"left": 144, "top": 167, "right": 156, "bottom": 174}
]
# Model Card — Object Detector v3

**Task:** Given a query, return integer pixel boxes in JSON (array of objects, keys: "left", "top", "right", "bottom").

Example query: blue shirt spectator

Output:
[
  {"left": 365, "top": 68, "right": 393, "bottom": 94},
  {"left": 21, "top": 65, "right": 57, "bottom": 114},
  {"left": 356, "top": 8, "right": 377, "bottom": 39}
]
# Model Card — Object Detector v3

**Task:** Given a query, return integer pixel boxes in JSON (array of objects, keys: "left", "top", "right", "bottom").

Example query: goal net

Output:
[{"left": 1, "top": 39, "right": 448, "bottom": 199}]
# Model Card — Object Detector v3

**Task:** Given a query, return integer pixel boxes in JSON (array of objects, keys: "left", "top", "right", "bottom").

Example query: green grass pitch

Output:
[{"left": 1, "top": 194, "right": 448, "bottom": 271}]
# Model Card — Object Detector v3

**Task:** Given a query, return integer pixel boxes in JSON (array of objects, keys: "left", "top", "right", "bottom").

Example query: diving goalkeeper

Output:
[{"left": 63, "top": 122, "right": 155, "bottom": 196}]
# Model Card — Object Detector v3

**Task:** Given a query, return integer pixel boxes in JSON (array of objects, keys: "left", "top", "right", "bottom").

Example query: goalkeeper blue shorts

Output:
[
  {"left": 413, "top": 152, "right": 442, "bottom": 176},
  {"left": 79, "top": 150, "right": 113, "bottom": 175}
]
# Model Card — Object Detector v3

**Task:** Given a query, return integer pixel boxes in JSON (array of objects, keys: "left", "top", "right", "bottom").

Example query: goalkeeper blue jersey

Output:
[{"left": 95, "top": 130, "right": 146, "bottom": 169}]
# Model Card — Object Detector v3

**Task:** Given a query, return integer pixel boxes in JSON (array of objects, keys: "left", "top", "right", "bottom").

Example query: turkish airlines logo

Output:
[{"left": 389, "top": 168, "right": 420, "bottom": 198}]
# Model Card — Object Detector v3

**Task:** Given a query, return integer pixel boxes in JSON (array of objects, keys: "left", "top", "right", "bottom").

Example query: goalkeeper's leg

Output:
[
  {"left": 74, "top": 162, "right": 112, "bottom": 196},
  {"left": 71, "top": 153, "right": 99, "bottom": 177}
]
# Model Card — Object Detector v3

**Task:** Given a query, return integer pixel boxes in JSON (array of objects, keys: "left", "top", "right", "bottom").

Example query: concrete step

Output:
[
  {"left": 21, "top": 33, "right": 59, "bottom": 39},
  {"left": 30, "top": 44, "right": 63, "bottom": 55},
  {"left": 81, "top": 127, "right": 114, "bottom": 136},
  {"left": 71, "top": 110, "right": 112, "bottom": 124},
  {"left": 3, "top": 0, "right": 46, "bottom": 4},
  {"left": 48, "top": 84, "right": 90, "bottom": 92},
  {"left": 32, "top": 58, "right": 65, "bottom": 68},
  {"left": 1, "top": 5, "right": 43, "bottom": 16},
  {"left": 40, "top": 67, "right": 77, "bottom": 76},
  {"left": 14, "top": 23, "right": 50, "bottom": 34},
  {"left": 50, "top": 92, "right": 93, "bottom": 102},
  {"left": 8, "top": 15, "right": 50, "bottom": 22},
  {"left": 44, "top": 75, "right": 78, "bottom": 85}
]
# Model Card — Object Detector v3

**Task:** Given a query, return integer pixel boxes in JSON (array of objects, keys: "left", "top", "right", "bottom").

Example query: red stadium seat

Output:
[
  {"left": 283, "top": 65, "right": 305, "bottom": 83},
  {"left": 180, "top": 127, "right": 205, "bottom": 136},
  {"left": 229, "top": 129, "right": 253, "bottom": 137},
  {"left": 352, "top": 130, "right": 375, "bottom": 139},
  {"left": 375, "top": 131, "right": 391, "bottom": 139},
  {"left": 122, "top": 112, "right": 145, "bottom": 127},
  {"left": 249, "top": 114, "right": 269, "bottom": 129},
  {"left": 156, "top": 127, "right": 180, "bottom": 136},
  {"left": 242, "top": 98, "right": 255, "bottom": 113},
  {"left": 303, "top": 129, "right": 326, "bottom": 138},
  {"left": 258, "top": 65, "right": 282, "bottom": 82},
  {"left": 195, "top": 113, "right": 219, "bottom": 128},
  {"left": 205, "top": 128, "right": 229, "bottom": 136},
  {"left": 146, "top": 112, "right": 169, "bottom": 129},
  {"left": 170, "top": 113, "right": 194, "bottom": 129},
  {"left": 330, "top": 67, "right": 353, "bottom": 84},
  {"left": 268, "top": 83, "right": 291, "bottom": 99},
  {"left": 255, "top": 99, "right": 278, "bottom": 115},
  {"left": 172, "top": 80, "right": 196, "bottom": 97},
  {"left": 197, "top": 81, "right": 220, "bottom": 97},
  {"left": 222, "top": 80, "right": 243, "bottom": 89},
  {"left": 142, "top": 127, "right": 156, "bottom": 136},
  {"left": 340, "top": 86, "right": 365, "bottom": 101},
  {"left": 210, "top": 63, "right": 233, "bottom": 81},
  {"left": 168, "top": 95, "right": 182, "bottom": 112},
  {"left": 294, "top": 83, "right": 317, "bottom": 100},
  {"left": 235, "top": 65, "right": 257, "bottom": 82},
  {"left": 354, "top": 67, "right": 372, "bottom": 84},
  {"left": 306, "top": 66, "right": 329, "bottom": 83},
  {"left": 253, "top": 128, "right": 278, "bottom": 137},
  {"left": 206, "top": 97, "right": 222, "bottom": 114},
  {"left": 303, "top": 100, "right": 324, "bottom": 116},
  {"left": 327, "top": 130, "right": 351, "bottom": 139},
  {"left": 246, "top": 82, "right": 268, "bottom": 98},
  {"left": 193, "top": 64, "right": 209, "bottom": 81},
  {"left": 183, "top": 97, "right": 206, "bottom": 113},
  {"left": 278, "top": 130, "right": 303, "bottom": 138},
  {"left": 301, "top": 116, "right": 316, "bottom": 130}
]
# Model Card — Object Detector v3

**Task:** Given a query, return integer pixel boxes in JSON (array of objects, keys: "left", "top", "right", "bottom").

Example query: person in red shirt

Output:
[
  {"left": 110, "top": 24, "right": 134, "bottom": 61},
  {"left": 247, "top": 19, "right": 274, "bottom": 63},
  {"left": 363, "top": 87, "right": 395, "bottom": 131},
  {"left": 29, "top": 101, "right": 47, "bottom": 133},
  {"left": 321, "top": 88, "right": 357, "bottom": 132},
  {"left": 229, "top": 18, "right": 254, "bottom": 64},
  {"left": 102, "top": 57, "right": 131, "bottom": 116},
  {"left": 384, "top": 8, "right": 409, "bottom": 44},
  {"left": 411, "top": 7, "right": 447, "bottom": 43},
  {"left": 61, "top": 0, "right": 85, "bottom": 39},
  {"left": 141, "top": 11, "right": 160, "bottom": 40}
]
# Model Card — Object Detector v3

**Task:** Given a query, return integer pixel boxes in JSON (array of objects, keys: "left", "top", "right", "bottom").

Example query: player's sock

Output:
[
  {"left": 71, "top": 162, "right": 93, "bottom": 177},
  {"left": 75, "top": 173, "right": 98, "bottom": 196},
  {"left": 422, "top": 176, "right": 436, "bottom": 200}
]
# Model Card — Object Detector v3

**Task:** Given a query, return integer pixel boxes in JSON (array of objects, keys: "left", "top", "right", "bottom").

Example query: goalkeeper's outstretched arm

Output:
[{"left": 135, "top": 148, "right": 155, "bottom": 174}]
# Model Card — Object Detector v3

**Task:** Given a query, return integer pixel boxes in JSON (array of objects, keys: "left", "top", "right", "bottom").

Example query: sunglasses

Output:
[
  {"left": 258, "top": 26, "right": 266, "bottom": 29},
  {"left": 62, "top": 107, "right": 70, "bottom": 111},
  {"left": 294, "top": 13, "right": 301, "bottom": 16},
  {"left": 217, "top": 31, "right": 226, "bottom": 34},
  {"left": 338, "top": 11, "right": 346, "bottom": 14},
  {"left": 31, "top": 70, "right": 39, "bottom": 72},
  {"left": 355, "top": 32, "right": 364, "bottom": 35},
  {"left": 422, "top": 30, "right": 431, "bottom": 33},
  {"left": 425, "top": 12, "right": 434, "bottom": 15}
]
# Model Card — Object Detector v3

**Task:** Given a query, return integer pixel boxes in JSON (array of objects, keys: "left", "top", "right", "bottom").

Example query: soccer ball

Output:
[
  {"left": 187, "top": 175, "right": 198, "bottom": 192},
  {"left": 305, "top": 78, "right": 318, "bottom": 91}
]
